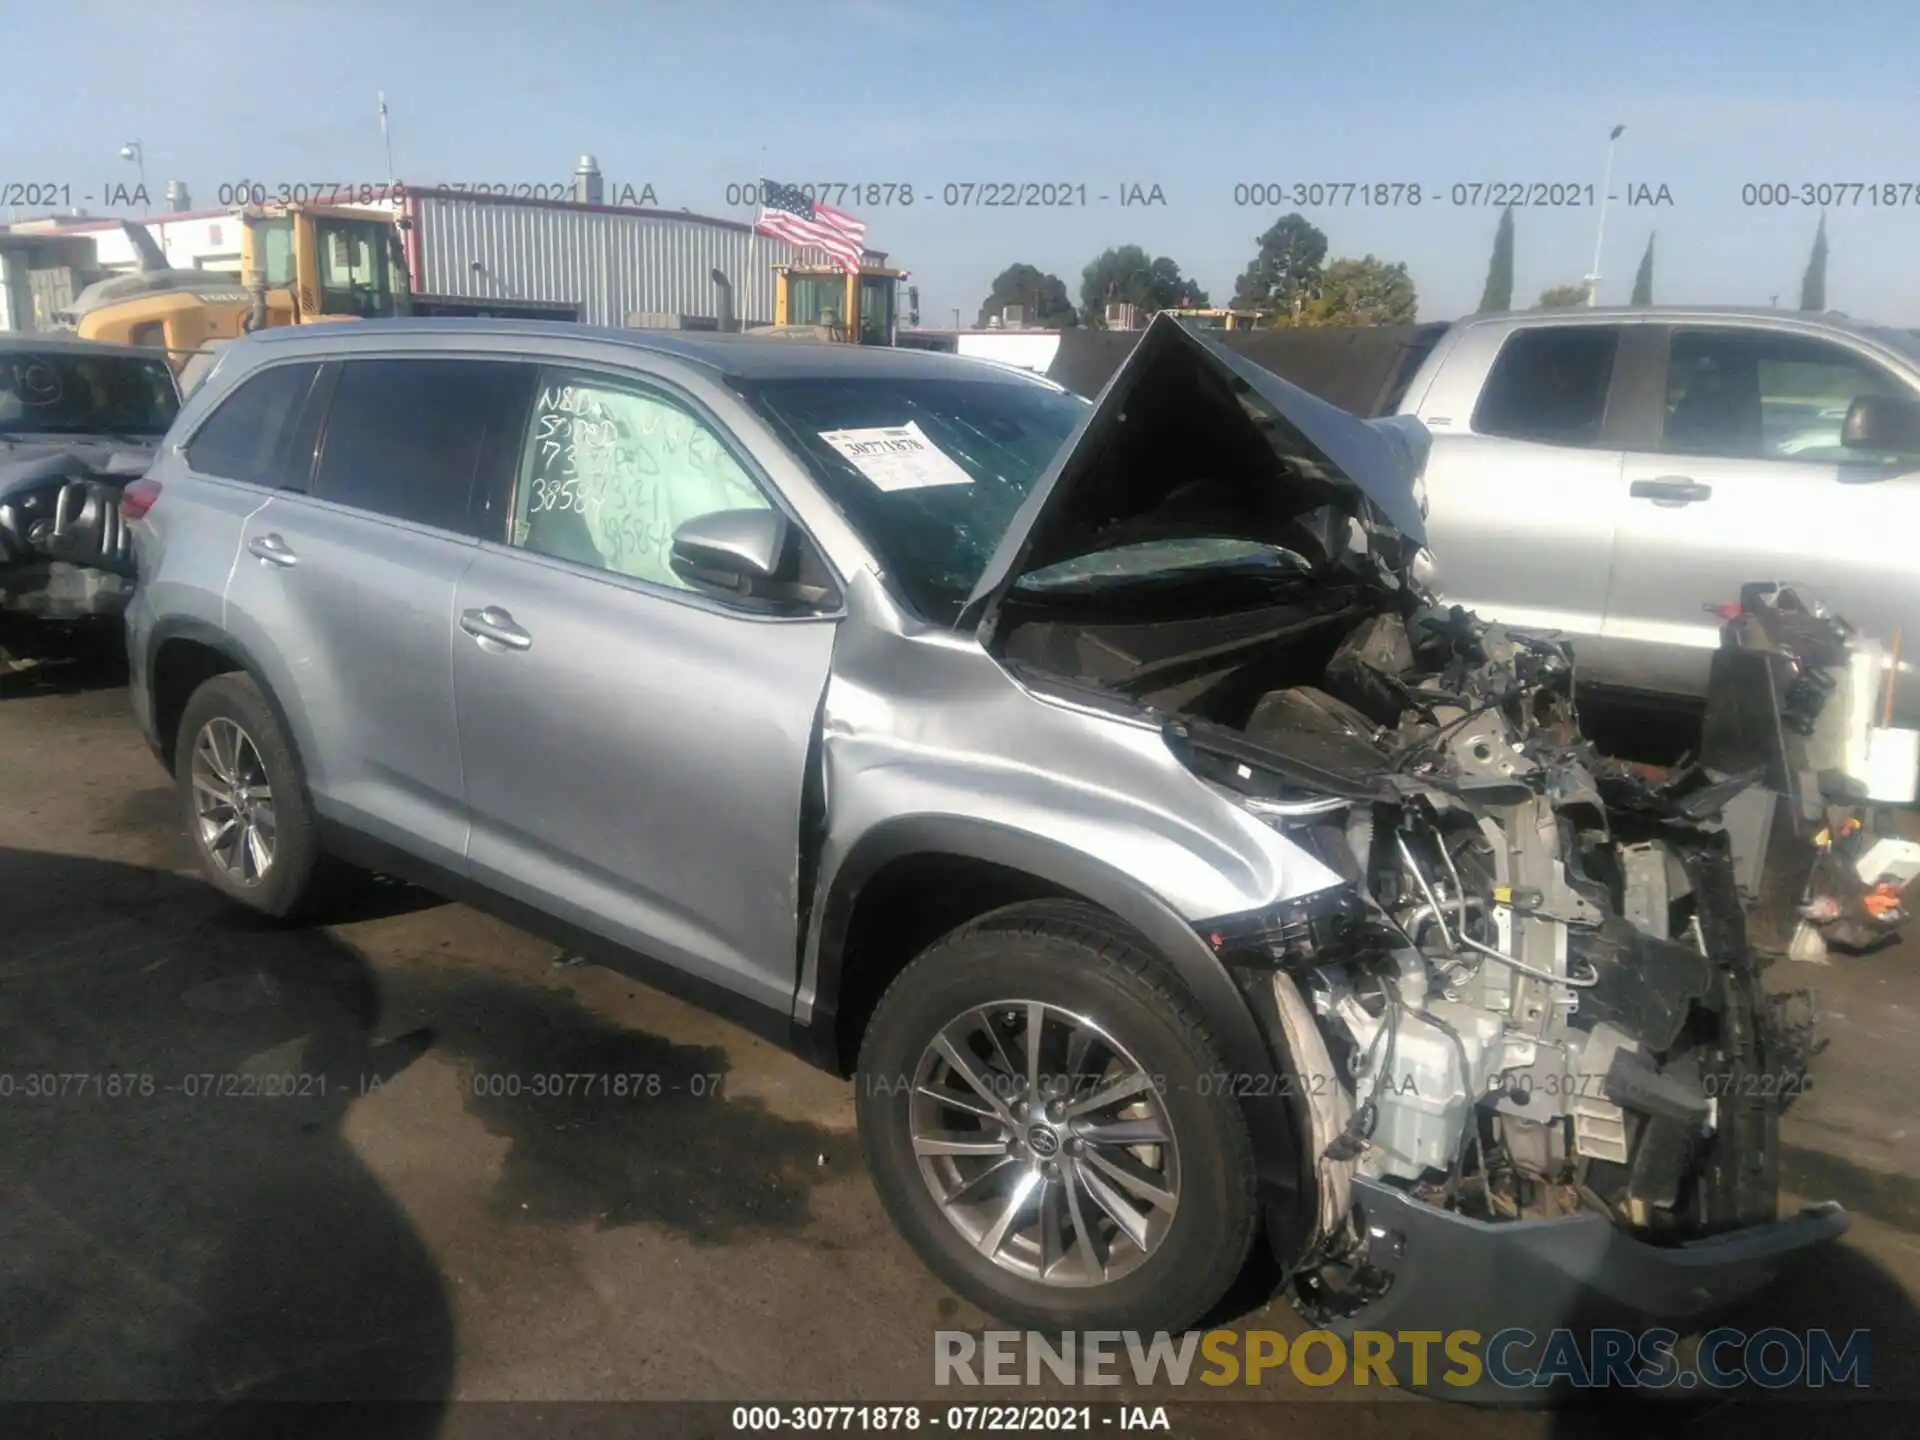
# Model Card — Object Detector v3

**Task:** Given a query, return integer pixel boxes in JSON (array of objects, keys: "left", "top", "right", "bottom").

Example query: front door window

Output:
[
  {"left": 1663, "top": 328, "right": 1907, "bottom": 464},
  {"left": 512, "top": 370, "right": 771, "bottom": 589}
]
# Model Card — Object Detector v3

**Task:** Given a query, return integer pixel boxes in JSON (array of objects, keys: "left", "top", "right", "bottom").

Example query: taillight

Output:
[{"left": 120, "top": 478, "right": 163, "bottom": 521}]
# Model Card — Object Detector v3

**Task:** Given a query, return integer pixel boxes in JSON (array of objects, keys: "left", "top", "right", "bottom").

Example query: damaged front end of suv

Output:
[
  {"left": 1, "top": 340, "right": 177, "bottom": 670},
  {"left": 964, "top": 316, "right": 1846, "bottom": 1368},
  {"left": 1174, "top": 607, "right": 1844, "bottom": 1345}
]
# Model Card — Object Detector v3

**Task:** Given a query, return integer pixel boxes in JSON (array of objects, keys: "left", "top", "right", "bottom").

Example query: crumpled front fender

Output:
[{"left": 0, "top": 477, "right": 135, "bottom": 575}]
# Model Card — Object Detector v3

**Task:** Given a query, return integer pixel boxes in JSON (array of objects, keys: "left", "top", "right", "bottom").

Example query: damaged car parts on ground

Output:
[
  {"left": 123, "top": 314, "right": 1843, "bottom": 1388},
  {"left": 1, "top": 336, "right": 177, "bottom": 672}
]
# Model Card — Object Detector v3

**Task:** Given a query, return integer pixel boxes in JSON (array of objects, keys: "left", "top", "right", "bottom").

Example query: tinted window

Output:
[
  {"left": 314, "top": 359, "right": 533, "bottom": 533},
  {"left": 314, "top": 218, "right": 398, "bottom": 318},
  {"left": 185, "top": 362, "right": 318, "bottom": 483},
  {"left": 511, "top": 370, "right": 772, "bottom": 589},
  {"left": 275, "top": 363, "right": 333, "bottom": 492},
  {"left": 857, "top": 275, "right": 896, "bottom": 344},
  {"left": 1472, "top": 327, "right": 1620, "bottom": 446},
  {"left": 1664, "top": 328, "right": 1907, "bottom": 462},
  {"left": 737, "top": 375, "right": 1089, "bottom": 623},
  {"left": 253, "top": 218, "right": 296, "bottom": 286},
  {"left": 1, "top": 348, "right": 179, "bottom": 438},
  {"left": 787, "top": 274, "right": 846, "bottom": 329}
]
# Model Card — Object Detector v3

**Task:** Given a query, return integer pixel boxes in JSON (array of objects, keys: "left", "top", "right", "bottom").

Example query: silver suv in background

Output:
[
  {"left": 125, "top": 316, "right": 1840, "bottom": 1386},
  {"left": 1397, "top": 307, "right": 1920, "bottom": 733}
]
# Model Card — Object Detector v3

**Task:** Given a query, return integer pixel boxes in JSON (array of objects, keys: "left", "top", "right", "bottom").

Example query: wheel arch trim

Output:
[
  {"left": 803, "top": 813, "right": 1311, "bottom": 1207},
  {"left": 144, "top": 617, "right": 310, "bottom": 782}
]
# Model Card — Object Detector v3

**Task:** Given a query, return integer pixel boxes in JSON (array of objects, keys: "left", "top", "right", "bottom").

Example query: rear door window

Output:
[
  {"left": 312, "top": 358, "right": 535, "bottom": 534},
  {"left": 185, "top": 362, "right": 321, "bottom": 485},
  {"left": 1471, "top": 327, "right": 1621, "bottom": 446}
]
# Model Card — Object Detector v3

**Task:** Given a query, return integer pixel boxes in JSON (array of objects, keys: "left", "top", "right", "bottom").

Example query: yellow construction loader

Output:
[
  {"left": 771, "top": 263, "right": 908, "bottom": 344},
  {"left": 70, "top": 204, "right": 409, "bottom": 366}
]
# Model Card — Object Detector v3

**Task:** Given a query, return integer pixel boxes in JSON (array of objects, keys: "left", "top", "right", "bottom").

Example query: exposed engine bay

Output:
[
  {"left": 0, "top": 450, "right": 141, "bottom": 603},
  {"left": 996, "top": 542, "right": 1828, "bottom": 1298},
  {"left": 961, "top": 314, "right": 1850, "bottom": 1348},
  {"left": 1, "top": 448, "right": 143, "bottom": 673},
  {"left": 2, "top": 341, "right": 172, "bottom": 662}
]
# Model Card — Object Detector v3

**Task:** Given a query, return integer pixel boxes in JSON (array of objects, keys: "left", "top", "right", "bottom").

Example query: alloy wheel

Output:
[
  {"left": 189, "top": 717, "right": 276, "bottom": 884},
  {"left": 908, "top": 1000, "right": 1181, "bottom": 1286}
]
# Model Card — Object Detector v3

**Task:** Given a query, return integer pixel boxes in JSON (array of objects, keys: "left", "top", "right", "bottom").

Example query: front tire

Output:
[
  {"left": 856, "top": 900, "right": 1258, "bottom": 1333},
  {"left": 174, "top": 672, "right": 324, "bottom": 921}
]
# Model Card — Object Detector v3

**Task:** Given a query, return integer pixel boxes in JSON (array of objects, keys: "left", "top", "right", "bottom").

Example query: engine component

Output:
[{"left": 1177, "top": 600, "right": 1820, "bottom": 1261}]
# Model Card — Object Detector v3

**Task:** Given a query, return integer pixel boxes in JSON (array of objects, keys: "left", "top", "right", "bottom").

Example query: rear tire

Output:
[
  {"left": 856, "top": 900, "right": 1258, "bottom": 1333},
  {"left": 174, "top": 672, "right": 324, "bottom": 921}
]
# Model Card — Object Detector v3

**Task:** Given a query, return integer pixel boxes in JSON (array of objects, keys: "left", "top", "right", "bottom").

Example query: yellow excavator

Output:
[{"left": 69, "top": 204, "right": 409, "bottom": 366}]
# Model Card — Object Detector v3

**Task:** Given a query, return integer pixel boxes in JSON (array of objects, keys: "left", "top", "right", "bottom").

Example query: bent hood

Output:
[{"left": 961, "top": 313, "right": 1430, "bottom": 627}]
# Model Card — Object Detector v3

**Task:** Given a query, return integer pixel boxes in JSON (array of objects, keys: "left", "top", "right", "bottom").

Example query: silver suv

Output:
[{"left": 127, "top": 316, "right": 1840, "bottom": 1372}]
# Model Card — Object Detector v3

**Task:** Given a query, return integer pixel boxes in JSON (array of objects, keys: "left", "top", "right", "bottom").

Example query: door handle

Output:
[
  {"left": 246, "top": 533, "right": 298, "bottom": 567},
  {"left": 459, "top": 606, "right": 533, "bottom": 651},
  {"left": 1630, "top": 476, "right": 1713, "bottom": 506}
]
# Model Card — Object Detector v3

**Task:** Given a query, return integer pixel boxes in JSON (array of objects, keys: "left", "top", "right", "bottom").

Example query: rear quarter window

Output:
[
  {"left": 185, "top": 362, "right": 321, "bottom": 485},
  {"left": 1471, "top": 326, "right": 1620, "bottom": 447}
]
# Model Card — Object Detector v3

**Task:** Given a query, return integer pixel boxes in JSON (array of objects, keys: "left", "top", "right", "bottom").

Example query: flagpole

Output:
[
  {"left": 379, "top": 92, "right": 395, "bottom": 190},
  {"left": 748, "top": 178, "right": 759, "bottom": 327}
]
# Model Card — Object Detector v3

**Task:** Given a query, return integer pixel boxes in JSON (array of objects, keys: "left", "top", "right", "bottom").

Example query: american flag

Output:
[{"left": 754, "top": 179, "right": 867, "bottom": 274}]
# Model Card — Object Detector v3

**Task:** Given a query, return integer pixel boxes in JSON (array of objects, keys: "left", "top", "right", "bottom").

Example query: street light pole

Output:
[
  {"left": 1585, "top": 123, "right": 1625, "bottom": 306},
  {"left": 119, "top": 140, "right": 147, "bottom": 211}
]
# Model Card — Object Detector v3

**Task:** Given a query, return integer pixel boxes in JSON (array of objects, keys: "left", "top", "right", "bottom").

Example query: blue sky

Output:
[{"left": 10, "top": 0, "right": 1919, "bottom": 324}]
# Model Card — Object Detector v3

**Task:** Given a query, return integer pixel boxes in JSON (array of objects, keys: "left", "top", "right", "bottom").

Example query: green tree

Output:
[
  {"left": 1298, "top": 255, "right": 1418, "bottom": 325},
  {"left": 1477, "top": 206, "right": 1515, "bottom": 312},
  {"left": 1080, "top": 245, "right": 1206, "bottom": 325},
  {"left": 1800, "top": 213, "right": 1829, "bottom": 311},
  {"left": 1149, "top": 254, "right": 1208, "bottom": 309},
  {"left": 1536, "top": 283, "right": 1589, "bottom": 309},
  {"left": 1630, "top": 233, "right": 1655, "bottom": 306},
  {"left": 977, "top": 263, "right": 1078, "bottom": 327},
  {"left": 1230, "top": 213, "right": 1328, "bottom": 318}
]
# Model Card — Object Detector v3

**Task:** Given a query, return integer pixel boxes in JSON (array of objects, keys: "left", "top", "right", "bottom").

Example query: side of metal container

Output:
[{"left": 406, "top": 191, "right": 888, "bottom": 329}]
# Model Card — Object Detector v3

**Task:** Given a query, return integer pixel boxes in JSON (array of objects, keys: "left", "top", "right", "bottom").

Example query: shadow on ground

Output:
[
  {"left": 0, "top": 846, "right": 449, "bottom": 1438},
  {"left": 0, "top": 625, "right": 130, "bottom": 702},
  {"left": 381, "top": 961, "right": 862, "bottom": 1242},
  {"left": 1534, "top": 1238, "right": 1917, "bottom": 1436},
  {"left": 0, "top": 844, "right": 867, "bottom": 1435}
]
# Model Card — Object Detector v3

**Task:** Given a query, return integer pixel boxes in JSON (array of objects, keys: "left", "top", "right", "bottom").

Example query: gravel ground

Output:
[{"left": 1, "top": 654, "right": 1913, "bottom": 1437}]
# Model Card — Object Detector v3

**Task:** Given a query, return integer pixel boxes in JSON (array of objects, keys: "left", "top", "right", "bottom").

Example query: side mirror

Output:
[
  {"left": 669, "top": 508, "right": 834, "bottom": 609},
  {"left": 1841, "top": 393, "right": 1920, "bottom": 456}
]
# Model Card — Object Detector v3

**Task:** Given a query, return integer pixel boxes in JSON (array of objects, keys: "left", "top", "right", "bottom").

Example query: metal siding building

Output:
[{"left": 404, "top": 190, "right": 888, "bottom": 328}]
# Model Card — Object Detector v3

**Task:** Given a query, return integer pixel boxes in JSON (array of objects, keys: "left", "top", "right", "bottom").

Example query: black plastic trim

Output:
[
  {"left": 1324, "top": 1176, "right": 1848, "bottom": 1399},
  {"left": 141, "top": 617, "right": 303, "bottom": 777},
  {"left": 1604, "top": 323, "right": 1672, "bottom": 452},
  {"left": 317, "top": 821, "right": 805, "bottom": 1057}
]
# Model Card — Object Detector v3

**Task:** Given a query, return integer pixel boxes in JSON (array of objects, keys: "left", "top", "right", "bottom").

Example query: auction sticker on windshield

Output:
[{"left": 818, "top": 422, "right": 973, "bottom": 492}]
